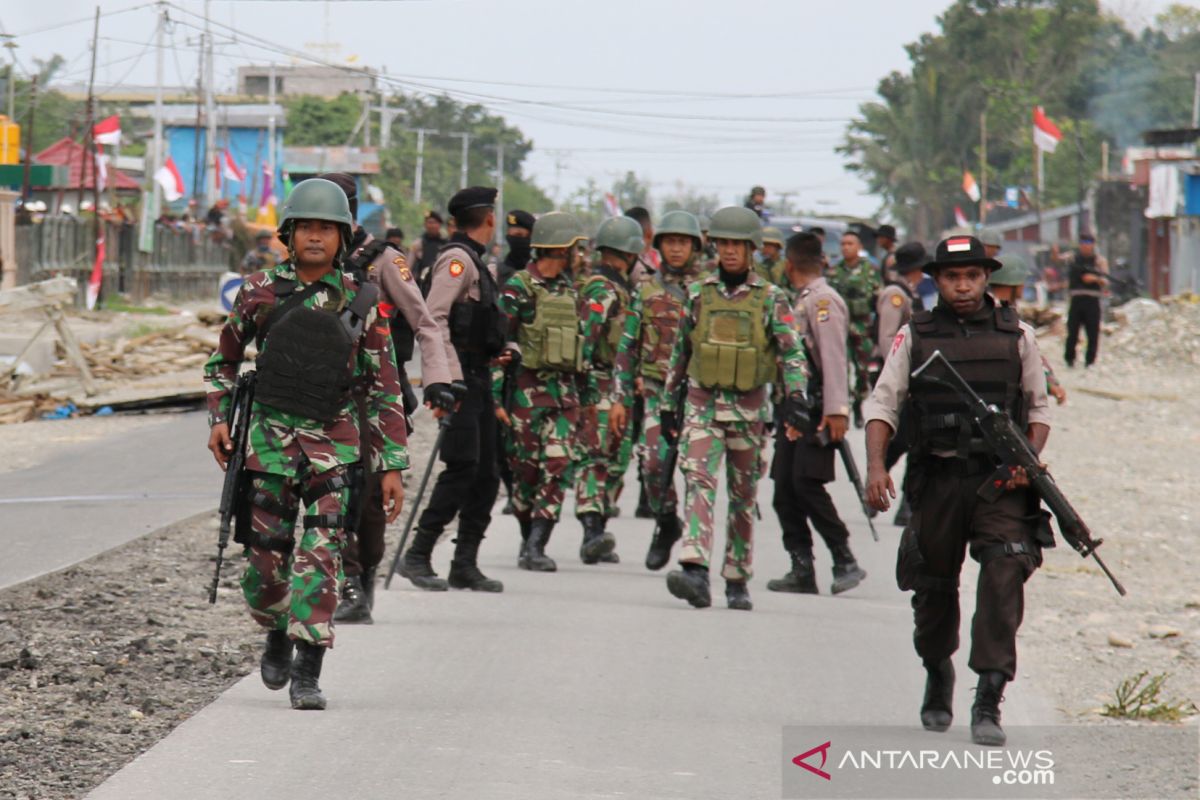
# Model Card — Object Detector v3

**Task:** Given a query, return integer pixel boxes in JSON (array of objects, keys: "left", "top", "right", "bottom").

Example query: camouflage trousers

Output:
[
  {"left": 605, "top": 398, "right": 638, "bottom": 512},
  {"left": 848, "top": 325, "right": 873, "bottom": 406},
  {"left": 240, "top": 466, "right": 349, "bottom": 647},
  {"left": 677, "top": 417, "right": 767, "bottom": 581},
  {"left": 636, "top": 389, "right": 678, "bottom": 515},
  {"left": 575, "top": 376, "right": 631, "bottom": 518},
  {"left": 507, "top": 405, "right": 579, "bottom": 522}
]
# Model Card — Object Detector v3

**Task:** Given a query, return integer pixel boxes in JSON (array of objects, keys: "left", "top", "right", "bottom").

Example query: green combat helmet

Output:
[
  {"left": 531, "top": 211, "right": 586, "bottom": 249},
  {"left": 653, "top": 210, "right": 703, "bottom": 250},
  {"left": 761, "top": 226, "right": 785, "bottom": 248},
  {"left": 988, "top": 253, "right": 1029, "bottom": 287},
  {"left": 707, "top": 206, "right": 763, "bottom": 250},
  {"left": 277, "top": 177, "right": 355, "bottom": 253},
  {"left": 595, "top": 216, "right": 644, "bottom": 255}
]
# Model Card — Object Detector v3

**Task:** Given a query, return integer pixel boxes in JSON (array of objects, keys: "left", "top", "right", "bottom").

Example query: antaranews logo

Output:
[{"left": 791, "top": 741, "right": 832, "bottom": 781}]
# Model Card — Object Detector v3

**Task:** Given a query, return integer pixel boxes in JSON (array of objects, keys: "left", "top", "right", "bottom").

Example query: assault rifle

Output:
[
  {"left": 209, "top": 371, "right": 256, "bottom": 604},
  {"left": 912, "top": 350, "right": 1126, "bottom": 596},
  {"left": 652, "top": 380, "right": 690, "bottom": 539}
]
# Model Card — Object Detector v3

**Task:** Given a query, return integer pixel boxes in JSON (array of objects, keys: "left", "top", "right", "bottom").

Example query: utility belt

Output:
[
  {"left": 922, "top": 453, "right": 995, "bottom": 477},
  {"left": 234, "top": 466, "right": 364, "bottom": 552}
]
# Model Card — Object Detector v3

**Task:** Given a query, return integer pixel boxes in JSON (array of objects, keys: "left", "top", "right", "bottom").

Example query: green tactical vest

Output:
[
  {"left": 517, "top": 277, "right": 584, "bottom": 372},
  {"left": 584, "top": 270, "right": 629, "bottom": 368},
  {"left": 638, "top": 275, "right": 687, "bottom": 383},
  {"left": 687, "top": 282, "right": 777, "bottom": 391}
]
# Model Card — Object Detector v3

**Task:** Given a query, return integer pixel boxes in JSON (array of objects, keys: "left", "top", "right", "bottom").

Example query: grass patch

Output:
[{"left": 1101, "top": 671, "right": 1198, "bottom": 721}]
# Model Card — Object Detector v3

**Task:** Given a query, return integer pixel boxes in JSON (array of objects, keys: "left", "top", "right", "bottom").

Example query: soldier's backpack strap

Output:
[
  {"left": 340, "top": 282, "right": 381, "bottom": 340},
  {"left": 344, "top": 239, "right": 390, "bottom": 285}
]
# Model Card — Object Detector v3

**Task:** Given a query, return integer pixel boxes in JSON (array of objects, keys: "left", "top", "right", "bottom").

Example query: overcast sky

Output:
[{"left": 1, "top": 0, "right": 1176, "bottom": 218}]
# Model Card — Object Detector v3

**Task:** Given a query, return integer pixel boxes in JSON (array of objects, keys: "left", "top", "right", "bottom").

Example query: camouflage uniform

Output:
[
  {"left": 204, "top": 264, "right": 408, "bottom": 646},
  {"left": 661, "top": 271, "right": 806, "bottom": 581},
  {"left": 755, "top": 254, "right": 788, "bottom": 290},
  {"left": 574, "top": 264, "right": 633, "bottom": 518},
  {"left": 494, "top": 266, "right": 587, "bottom": 523},
  {"left": 827, "top": 257, "right": 882, "bottom": 414}
]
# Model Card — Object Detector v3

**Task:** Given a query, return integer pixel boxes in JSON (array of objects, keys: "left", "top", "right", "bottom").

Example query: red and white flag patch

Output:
[{"left": 946, "top": 237, "right": 973, "bottom": 253}]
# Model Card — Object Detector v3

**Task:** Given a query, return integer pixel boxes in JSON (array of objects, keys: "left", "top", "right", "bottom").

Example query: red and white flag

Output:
[
  {"left": 221, "top": 149, "right": 246, "bottom": 182},
  {"left": 1032, "top": 106, "right": 1062, "bottom": 154},
  {"left": 85, "top": 232, "right": 106, "bottom": 311},
  {"left": 603, "top": 192, "right": 620, "bottom": 218},
  {"left": 92, "top": 115, "right": 121, "bottom": 146},
  {"left": 95, "top": 149, "right": 108, "bottom": 193},
  {"left": 155, "top": 156, "right": 185, "bottom": 202},
  {"left": 962, "top": 170, "right": 981, "bottom": 203},
  {"left": 954, "top": 206, "right": 969, "bottom": 228}
]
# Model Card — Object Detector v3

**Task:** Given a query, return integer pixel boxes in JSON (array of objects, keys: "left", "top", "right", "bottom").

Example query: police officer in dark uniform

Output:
[
  {"left": 409, "top": 211, "right": 448, "bottom": 281},
  {"left": 498, "top": 209, "right": 535, "bottom": 285},
  {"left": 864, "top": 235, "right": 1052, "bottom": 747},
  {"left": 397, "top": 187, "right": 508, "bottom": 593},
  {"left": 1064, "top": 232, "right": 1107, "bottom": 368}
]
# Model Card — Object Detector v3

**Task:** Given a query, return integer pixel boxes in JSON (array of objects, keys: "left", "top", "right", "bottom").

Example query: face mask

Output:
[{"left": 506, "top": 234, "right": 532, "bottom": 265}]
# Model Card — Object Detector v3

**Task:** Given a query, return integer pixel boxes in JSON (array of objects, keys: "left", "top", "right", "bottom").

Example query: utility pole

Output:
[
  {"left": 151, "top": 2, "right": 165, "bottom": 219},
  {"left": 191, "top": 37, "right": 203, "bottom": 204},
  {"left": 20, "top": 75, "right": 37, "bottom": 203},
  {"left": 450, "top": 132, "right": 469, "bottom": 189},
  {"left": 1193, "top": 71, "right": 1199, "bottom": 128},
  {"left": 267, "top": 61, "right": 276, "bottom": 209},
  {"left": 979, "top": 110, "right": 988, "bottom": 224},
  {"left": 494, "top": 141, "right": 504, "bottom": 247},
  {"left": 80, "top": 8, "right": 100, "bottom": 212},
  {"left": 413, "top": 128, "right": 425, "bottom": 204},
  {"left": 3, "top": 36, "right": 16, "bottom": 120},
  {"left": 203, "top": 0, "right": 217, "bottom": 207}
]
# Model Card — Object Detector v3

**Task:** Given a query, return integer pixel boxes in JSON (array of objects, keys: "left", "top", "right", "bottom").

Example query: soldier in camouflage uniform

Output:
[
  {"left": 612, "top": 210, "right": 704, "bottom": 571},
  {"left": 573, "top": 216, "right": 643, "bottom": 564},
  {"left": 755, "top": 226, "right": 788, "bottom": 289},
  {"left": 493, "top": 212, "right": 589, "bottom": 572},
  {"left": 827, "top": 229, "right": 882, "bottom": 428},
  {"left": 204, "top": 179, "right": 408, "bottom": 710},
  {"left": 660, "top": 206, "right": 808, "bottom": 611}
]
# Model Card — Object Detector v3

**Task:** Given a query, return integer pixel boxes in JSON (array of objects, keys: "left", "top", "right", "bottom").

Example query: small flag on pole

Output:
[
  {"left": 1032, "top": 107, "right": 1062, "bottom": 153},
  {"left": 221, "top": 149, "right": 246, "bottom": 182},
  {"left": 86, "top": 232, "right": 106, "bottom": 310},
  {"left": 962, "top": 170, "right": 981, "bottom": 203},
  {"left": 603, "top": 192, "right": 620, "bottom": 218},
  {"left": 155, "top": 156, "right": 185, "bottom": 202},
  {"left": 92, "top": 115, "right": 121, "bottom": 146},
  {"left": 954, "top": 206, "right": 969, "bottom": 228}
]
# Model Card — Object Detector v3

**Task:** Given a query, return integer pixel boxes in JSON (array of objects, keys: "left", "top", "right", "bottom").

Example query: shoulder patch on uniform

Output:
[
  {"left": 890, "top": 293, "right": 904, "bottom": 307},
  {"left": 816, "top": 308, "right": 830, "bottom": 323},
  {"left": 891, "top": 329, "right": 906, "bottom": 356},
  {"left": 816, "top": 298, "right": 831, "bottom": 308},
  {"left": 398, "top": 264, "right": 413, "bottom": 281},
  {"left": 448, "top": 260, "right": 465, "bottom": 278}
]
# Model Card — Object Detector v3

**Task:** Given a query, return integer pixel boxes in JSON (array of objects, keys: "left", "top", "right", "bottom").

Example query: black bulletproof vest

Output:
[
  {"left": 442, "top": 243, "right": 505, "bottom": 359},
  {"left": 908, "top": 298, "right": 1023, "bottom": 458},
  {"left": 416, "top": 234, "right": 445, "bottom": 276},
  {"left": 1068, "top": 254, "right": 1097, "bottom": 292},
  {"left": 254, "top": 278, "right": 380, "bottom": 423}
]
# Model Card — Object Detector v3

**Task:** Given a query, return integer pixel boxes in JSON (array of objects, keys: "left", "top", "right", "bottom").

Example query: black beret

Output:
[
  {"left": 448, "top": 186, "right": 498, "bottom": 218},
  {"left": 876, "top": 224, "right": 897, "bottom": 239},
  {"left": 424, "top": 210, "right": 444, "bottom": 224},
  {"left": 385, "top": 227, "right": 404, "bottom": 239},
  {"left": 506, "top": 209, "right": 535, "bottom": 229}
]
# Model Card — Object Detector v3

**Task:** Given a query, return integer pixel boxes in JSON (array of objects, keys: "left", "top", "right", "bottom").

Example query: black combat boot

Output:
[
  {"left": 830, "top": 543, "right": 868, "bottom": 594},
  {"left": 502, "top": 497, "right": 515, "bottom": 515},
  {"left": 579, "top": 512, "right": 616, "bottom": 565},
  {"left": 921, "top": 658, "right": 955, "bottom": 732},
  {"left": 333, "top": 574, "right": 373, "bottom": 624},
  {"left": 645, "top": 514, "right": 682, "bottom": 571},
  {"left": 767, "top": 551, "right": 818, "bottom": 594},
  {"left": 666, "top": 563, "right": 712, "bottom": 609},
  {"left": 635, "top": 484, "right": 653, "bottom": 518},
  {"left": 260, "top": 629, "right": 293, "bottom": 691},
  {"left": 598, "top": 549, "right": 620, "bottom": 564},
  {"left": 360, "top": 566, "right": 377, "bottom": 611},
  {"left": 517, "top": 517, "right": 533, "bottom": 568},
  {"left": 725, "top": 580, "right": 753, "bottom": 611},
  {"left": 397, "top": 528, "right": 449, "bottom": 591},
  {"left": 893, "top": 494, "right": 913, "bottom": 528},
  {"left": 289, "top": 641, "right": 327, "bottom": 710},
  {"left": 448, "top": 535, "right": 504, "bottom": 592},
  {"left": 852, "top": 399, "right": 865, "bottom": 429},
  {"left": 522, "top": 519, "right": 557, "bottom": 572},
  {"left": 971, "top": 671, "right": 1008, "bottom": 746}
]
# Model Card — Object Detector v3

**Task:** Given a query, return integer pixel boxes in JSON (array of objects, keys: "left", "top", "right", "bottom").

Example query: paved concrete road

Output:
[
  {"left": 0, "top": 411, "right": 216, "bottom": 589},
  {"left": 89, "top": 440, "right": 1053, "bottom": 800}
]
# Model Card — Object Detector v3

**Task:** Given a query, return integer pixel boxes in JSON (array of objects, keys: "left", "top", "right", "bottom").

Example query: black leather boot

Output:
[
  {"left": 289, "top": 641, "right": 327, "bottom": 710},
  {"left": 579, "top": 512, "right": 616, "bottom": 565},
  {"left": 830, "top": 543, "right": 867, "bottom": 594},
  {"left": 360, "top": 566, "right": 377, "bottom": 611},
  {"left": 635, "top": 484, "right": 653, "bottom": 518},
  {"left": 893, "top": 494, "right": 913, "bottom": 528},
  {"left": 397, "top": 528, "right": 449, "bottom": 591},
  {"left": 921, "top": 658, "right": 955, "bottom": 732},
  {"left": 260, "top": 629, "right": 293, "bottom": 691},
  {"left": 448, "top": 534, "right": 504, "bottom": 592},
  {"left": 333, "top": 574, "right": 373, "bottom": 624},
  {"left": 666, "top": 562, "right": 711, "bottom": 608},
  {"left": 522, "top": 519, "right": 557, "bottom": 572},
  {"left": 517, "top": 517, "right": 533, "bottom": 567},
  {"left": 725, "top": 580, "right": 753, "bottom": 611},
  {"left": 645, "top": 514, "right": 682, "bottom": 571},
  {"left": 971, "top": 671, "right": 1007, "bottom": 746},
  {"left": 767, "top": 551, "right": 818, "bottom": 594}
]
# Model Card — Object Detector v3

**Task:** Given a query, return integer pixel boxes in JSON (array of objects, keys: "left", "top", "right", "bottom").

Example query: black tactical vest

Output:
[
  {"left": 441, "top": 242, "right": 506, "bottom": 360},
  {"left": 908, "top": 298, "right": 1024, "bottom": 458},
  {"left": 1068, "top": 253, "right": 1097, "bottom": 293},
  {"left": 254, "top": 278, "right": 380, "bottom": 423},
  {"left": 416, "top": 234, "right": 446, "bottom": 277}
]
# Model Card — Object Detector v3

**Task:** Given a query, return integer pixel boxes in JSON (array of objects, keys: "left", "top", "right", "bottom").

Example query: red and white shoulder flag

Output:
[
  {"left": 155, "top": 156, "right": 185, "bottom": 202},
  {"left": 93, "top": 115, "right": 121, "bottom": 146},
  {"left": 1033, "top": 106, "right": 1062, "bottom": 154},
  {"left": 221, "top": 149, "right": 246, "bottom": 182},
  {"left": 603, "top": 192, "right": 620, "bottom": 218},
  {"left": 962, "top": 170, "right": 981, "bottom": 202},
  {"left": 953, "top": 206, "right": 969, "bottom": 228}
]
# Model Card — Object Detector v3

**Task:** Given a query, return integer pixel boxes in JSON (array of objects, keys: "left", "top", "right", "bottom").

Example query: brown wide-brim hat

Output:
[{"left": 925, "top": 235, "right": 1002, "bottom": 273}]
